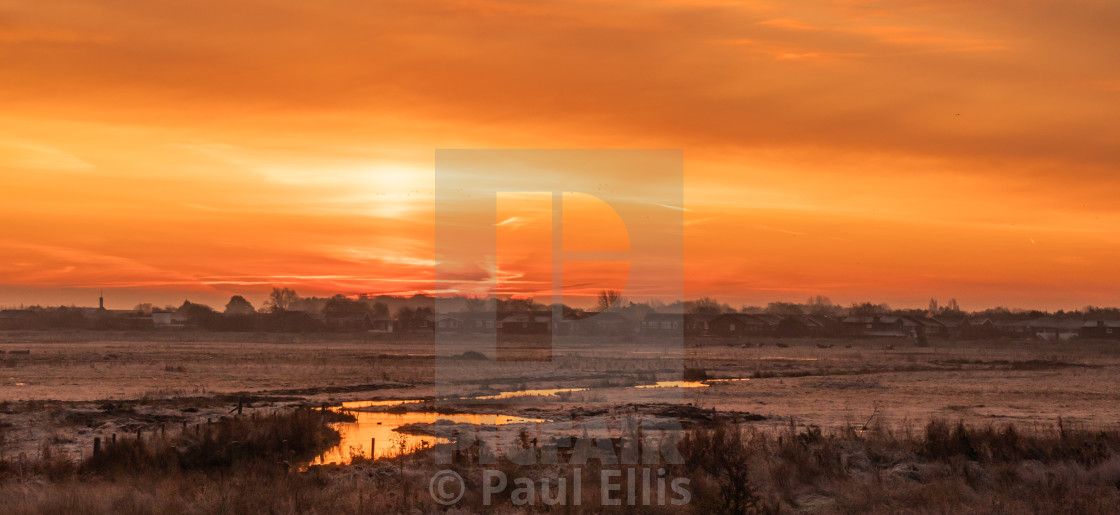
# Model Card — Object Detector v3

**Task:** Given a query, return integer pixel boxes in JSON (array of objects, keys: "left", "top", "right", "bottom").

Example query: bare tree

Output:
[
  {"left": 597, "top": 290, "right": 622, "bottom": 312},
  {"left": 464, "top": 296, "right": 487, "bottom": 313},
  {"left": 264, "top": 287, "right": 298, "bottom": 313},
  {"left": 687, "top": 297, "right": 725, "bottom": 315}
]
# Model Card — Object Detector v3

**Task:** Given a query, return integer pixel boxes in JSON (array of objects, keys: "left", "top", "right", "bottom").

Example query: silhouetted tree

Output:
[
  {"left": 849, "top": 302, "right": 890, "bottom": 317},
  {"left": 765, "top": 302, "right": 803, "bottom": 316},
  {"left": 806, "top": 295, "right": 840, "bottom": 317},
  {"left": 396, "top": 306, "right": 432, "bottom": 331},
  {"left": 497, "top": 297, "right": 536, "bottom": 313},
  {"left": 464, "top": 296, "right": 488, "bottom": 313},
  {"left": 264, "top": 287, "right": 298, "bottom": 313},
  {"left": 224, "top": 295, "right": 255, "bottom": 315},
  {"left": 687, "top": 297, "right": 725, "bottom": 315},
  {"left": 178, "top": 301, "right": 218, "bottom": 328},
  {"left": 597, "top": 290, "right": 622, "bottom": 312},
  {"left": 323, "top": 294, "right": 369, "bottom": 317}
]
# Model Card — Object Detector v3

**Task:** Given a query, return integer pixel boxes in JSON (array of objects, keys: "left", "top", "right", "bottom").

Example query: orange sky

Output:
[{"left": 2, "top": 0, "right": 1120, "bottom": 311}]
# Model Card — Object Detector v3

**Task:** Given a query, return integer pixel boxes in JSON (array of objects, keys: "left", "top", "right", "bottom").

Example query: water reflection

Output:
[
  {"left": 339, "top": 399, "right": 425, "bottom": 409},
  {"left": 311, "top": 410, "right": 542, "bottom": 465},
  {"left": 636, "top": 381, "right": 709, "bottom": 388},
  {"left": 313, "top": 378, "right": 751, "bottom": 465},
  {"left": 473, "top": 387, "right": 589, "bottom": 400}
]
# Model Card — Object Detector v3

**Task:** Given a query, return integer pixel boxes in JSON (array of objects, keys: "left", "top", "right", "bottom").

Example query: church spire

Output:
[{"left": 99, "top": 290, "right": 104, "bottom": 310}]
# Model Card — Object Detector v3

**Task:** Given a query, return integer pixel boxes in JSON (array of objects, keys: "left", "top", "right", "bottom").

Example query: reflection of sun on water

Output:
[
  {"left": 312, "top": 379, "right": 752, "bottom": 466},
  {"left": 310, "top": 410, "right": 543, "bottom": 465},
  {"left": 636, "top": 381, "right": 709, "bottom": 389},
  {"left": 473, "top": 388, "right": 589, "bottom": 400},
  {"left": 339, "top": 399, "right": 425, "bottom": 409}
]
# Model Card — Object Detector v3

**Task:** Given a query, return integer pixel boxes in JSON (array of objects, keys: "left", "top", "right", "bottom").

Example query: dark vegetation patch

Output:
[
  {"left": 683, "top": 367, "right": 709, "bottom": 381},
  {"left": 258, "top": 382, "right": 414, "bottom": 396},
  {"left": 930, "top": 358, "right": 1094, "bottom": 370},
  {"left": 82, "top": 408, "right": 347, "bottom": 475},
  {"left": 455, "top": 350, "right": 489, "bottom": 361}
]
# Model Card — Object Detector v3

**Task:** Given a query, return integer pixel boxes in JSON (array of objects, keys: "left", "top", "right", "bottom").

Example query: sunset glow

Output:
[{"left": 3, "top": 0, "right": 1120, "bottom": 310}]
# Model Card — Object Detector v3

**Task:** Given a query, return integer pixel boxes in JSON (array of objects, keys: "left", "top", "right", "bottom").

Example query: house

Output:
[
  {"left": 497, "top": 311, "right": 552, "bottom": 334},
  {"left": 879, "top": 316, "right": 920, "bottom": 337},
  {"left": 1028, "top": 318, "right": 1083, "bottom": 341},
  {"left": 369, "top": 315, "right": 394, "bottom": 333},
  {"left": 152, "top": 312, "right": 189, "bottom": 329},
  {"left": 684, "top": 314, "right": 716, "bottom": 336},
  {"left": 959, "top": 318, "right": 999, "bottom": 340},
  {"left": 932, "top": 317, "right": 965, "bottom": 339},
  {"left": 640, "top": 313, "right": 685, "bottom": 336},
  {"left": 995, "top": 319, "right": 1036, "bottom": 339},
  {"left": 913, "top": 317, "right": 947, "bottom": 338},
  {"left": 323, "top": 313, "right": 375, "bottom": 332},
  {"left": 840, "top": 315, "right": 918, "bottom": 338},
  {"left": 840, "top": 316, "right": 875, "bottom": 336},
  {"left": 461, "top": 312, "right": 499, "bottom": 333},
  {"left": 399, "top": 314, "right": 433, "bottom": 332},
  {"left": 554, "top": 311, "right": 586, "bottom": 335},
  {"left": 775, "top": 315, "right": 833, "bottom": 337},
  {"left": 707, "top": 313, "right": 774, "bottom": 337},
  {"left": 434, "top": 315, "right": 463, "bottom": 332},
  {"left": 564, "top": 311, "right": 632, "bottom": 336},
  {"left": 1080, "top": 320, "right": 1120, "bottom": 340}
]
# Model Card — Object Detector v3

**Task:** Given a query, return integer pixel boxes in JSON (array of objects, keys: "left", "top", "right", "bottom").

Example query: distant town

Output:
[{"left": 2, "top": 288, "right": 1119, "bottom": 341}]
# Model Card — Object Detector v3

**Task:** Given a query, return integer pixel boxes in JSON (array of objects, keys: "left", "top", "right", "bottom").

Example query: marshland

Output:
[{"left": 3, "top": 331, "right": 1120, "bottom": 513}]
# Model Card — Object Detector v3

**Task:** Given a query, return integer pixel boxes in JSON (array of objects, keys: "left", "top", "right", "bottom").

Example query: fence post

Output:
[
  {"left": 371, "top": 438, "right": 376, "bottom": 459},
  {"left": 93, "top": 437, "right": 101, "bottom": 457},
  {"left": 238, "top": 397, "right": 243, "bottom": 416}
]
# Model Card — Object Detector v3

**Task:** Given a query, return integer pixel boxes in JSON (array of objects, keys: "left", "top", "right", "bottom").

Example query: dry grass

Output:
[
  {"left": 3, "top": 416, "right": 1120, "bottom": 513},
  {"left": 5, "top": 332, "right": 1120, "bottom": 511}
]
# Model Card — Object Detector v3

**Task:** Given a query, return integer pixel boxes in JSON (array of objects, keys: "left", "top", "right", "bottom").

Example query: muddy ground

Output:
[{"left": 2, "top": 331, "right": 1119, "bottom": 463}]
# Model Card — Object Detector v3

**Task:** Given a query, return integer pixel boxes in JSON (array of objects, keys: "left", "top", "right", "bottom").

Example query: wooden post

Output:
[
  {"left": 112, "top": 433, "right": 117, "bottom": 444},
  {"left": 237, "top": 397, "right": 243, "bottom": 415},
  {"left": 371, "top": 438, "right": 376, "bottom": 459},
  {"left": 452, "top": 430, "right": 459, "bottom": 463},
  {"left": 136, "top": 429, "right": 142, "bottom": 442},
  {"left": 93, "top": 437, "right": 101, "bottom": 457},
  {"left": 160, "top": 423, "right": 166, "bottom": 438}
]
